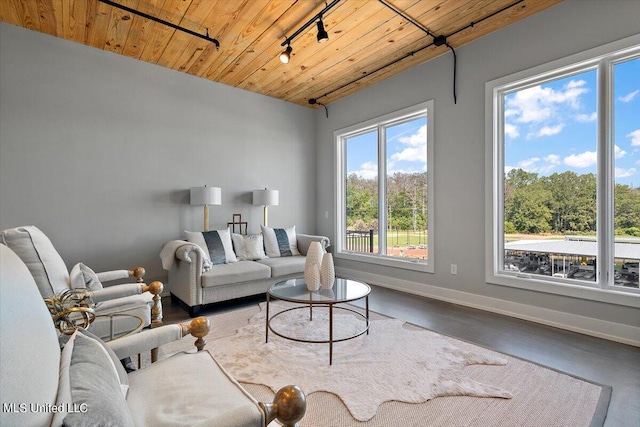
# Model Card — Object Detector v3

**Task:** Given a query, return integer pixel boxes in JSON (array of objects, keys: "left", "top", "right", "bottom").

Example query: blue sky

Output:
[
  {"left": 346, "top": 117, "right": 427, "bottom": 179},
  {"left": 504, "top": 57, "right": 640, "bottom": 187}
]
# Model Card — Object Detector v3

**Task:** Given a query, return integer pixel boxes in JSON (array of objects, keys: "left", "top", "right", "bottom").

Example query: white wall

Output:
[
  {"left": 0, "top": 23, "right": 316, "bottom": 286},
  {"left": 314, "top": 0, "right": 640, "bottom": 344}
]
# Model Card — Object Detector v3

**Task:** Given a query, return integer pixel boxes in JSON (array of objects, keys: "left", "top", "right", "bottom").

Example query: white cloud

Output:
[
  {"left": 505, "top": 79, "right": 590, "bottom": 140},
  {"left": 536, "top": 124, "right": 564, "bottom": 137},
  {"left": 512, "top": 155, "right": 559, "bottom": 174},
  {"left": 575, "top": 112, "right": 597, "bottom": 122},
  {"left": 615, "top": 145, "right": 627, "bottom": 159},
  {"left": 518, "top": 157, "right": 540, "bottom": 169},
  {"left": 615, "top": 167, "right": 637, "bottom": 178},
  {"left": 564, "top": 151, "right": 597, "bottom": 168},
  {"left": 398, "top": 125, "right": 426, "bottom": 147},
  {"left": 389, "top": 125, "right": 427, "bottom": 168},
  {"left": 619, "top": 89, "right": 639, "bottom": 103},
  {"left": 351, "top": 161, "right": 378, "bottom": 180},
  {"left": 545, "top": 154, "right": 562, "bottom": 165},
  {"left": 505, "top": 123, "right": 519, "bottom": 139},
  {"left": 627, "top": 129, "right": 640, "bottom": 146}
]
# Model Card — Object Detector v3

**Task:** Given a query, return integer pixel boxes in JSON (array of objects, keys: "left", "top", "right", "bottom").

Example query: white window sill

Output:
[
  {"left": 487, "top": 272, "right": 640, "bottom": 308},
  {"left": 335, "top": 251, "right": 434, "bottom": 273}
]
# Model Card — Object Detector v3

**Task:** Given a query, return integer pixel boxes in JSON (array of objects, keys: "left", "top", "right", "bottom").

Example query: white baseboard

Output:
[{"left": 337, "top": 267, "right": 640, "bottom": 347}]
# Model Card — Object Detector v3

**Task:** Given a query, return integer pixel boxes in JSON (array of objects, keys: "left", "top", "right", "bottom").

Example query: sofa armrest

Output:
[
  {"left": 107, "top": 317, "right": 210, "bottom": 361},
  {"left": 296, "top": 233, "right": 331, "bottom": 255},
  {"left": 169, "top": 244, "right": 207, "bottom": 309}
]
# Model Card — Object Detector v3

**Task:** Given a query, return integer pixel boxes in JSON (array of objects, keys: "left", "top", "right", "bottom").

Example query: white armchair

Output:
[
  {"left": 0, "top": 244, "right": 307, "bottom": 427},
  {"left": 1, "top": 225, "right": 163, "bottom": 340}
]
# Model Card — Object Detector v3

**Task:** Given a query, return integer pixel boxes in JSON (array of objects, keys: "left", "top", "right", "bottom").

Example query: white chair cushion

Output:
[
  {"left": 1, "top": 226, "right": 70, "bottom": 297},
  {"left": 0, "top": 245, "right": 61, "bottom": 427},
  {"left": 127, "top": 351, "right": 263, "bottom": 427}
]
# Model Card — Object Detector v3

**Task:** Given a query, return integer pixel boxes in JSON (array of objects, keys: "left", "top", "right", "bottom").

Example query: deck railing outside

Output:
[{"left": 346, "top": 229, "right": 374, "bottom": 253}]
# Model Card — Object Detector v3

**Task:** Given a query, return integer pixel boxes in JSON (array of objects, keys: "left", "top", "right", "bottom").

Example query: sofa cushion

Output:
[
  {"left": 127, "top": 351, "right": 263, "bottom": 426},
  {"left": 186, "top": 228, "right": 237, "bottom": 265},
  {"left": 261, "top": 225, "right": 300, "bottom": 258},
  {"left": 201, "top": 261, "right": 271, "bottom": 288},
  {"left": 257, "top": 255, "right": 306, "bottom": 277}
]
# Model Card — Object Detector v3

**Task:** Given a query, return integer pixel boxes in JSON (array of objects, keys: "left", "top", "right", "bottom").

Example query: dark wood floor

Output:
[{"left": 161, "top": 286, "right": 640, "bottom": 427}]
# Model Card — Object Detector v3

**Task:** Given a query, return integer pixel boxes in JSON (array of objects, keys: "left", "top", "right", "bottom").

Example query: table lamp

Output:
[
  {"left": 253, "top": 189, "right": 279, "bottom": 226},
  {"left": 190, "top": 186, "right": 221, "bottom": 231}
]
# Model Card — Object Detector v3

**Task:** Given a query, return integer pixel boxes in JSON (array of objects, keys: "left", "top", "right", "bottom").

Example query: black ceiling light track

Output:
[
  {"left": 281, "top": 0, "right": 342, "bottom": 48},
  {"left": 308, "top": 0, "right": 527, "bottom": 108},
  {"left": 97, "top": 0, "right": 220, "bottom": 50},
  {"left": 279, "top": 0, "right": 342, "bottom": 65}
]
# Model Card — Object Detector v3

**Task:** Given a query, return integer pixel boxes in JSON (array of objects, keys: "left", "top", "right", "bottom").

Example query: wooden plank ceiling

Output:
[{"left": 0, "top": 0, "right": 562, "bottom": 107}]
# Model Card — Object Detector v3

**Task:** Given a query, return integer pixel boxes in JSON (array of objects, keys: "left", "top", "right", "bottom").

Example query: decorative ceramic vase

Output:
[
  {"left": 305, "top": 263, "right": 321, "bottom": 291},
  {"left": 305, "top": 241, "right": 324, "bottom": 267},
  {"left": 320, "top": 252, "right": 335, "bottom": 289},
  {"left": 304, "top": 241, "right": 324, "bottom": 291}
]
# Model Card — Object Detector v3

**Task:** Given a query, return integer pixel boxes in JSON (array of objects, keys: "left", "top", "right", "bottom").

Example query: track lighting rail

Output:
[
  {"left": 309, "top": 0, "right": 527, "bottom": 108},
  {"left": 280, "top": 0, "right": 342, "bottom": 47},
  {"left": 98, "top": 0, "right": 220, "bottom": 50}
]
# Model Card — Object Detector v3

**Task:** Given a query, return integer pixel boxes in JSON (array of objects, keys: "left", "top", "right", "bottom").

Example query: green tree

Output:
[{"left": 505, "top": 183, "right": 552, "bottom": 233}]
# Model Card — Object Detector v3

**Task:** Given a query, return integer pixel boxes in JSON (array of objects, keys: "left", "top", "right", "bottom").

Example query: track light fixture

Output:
[
  {"left": 278, "top": 0, "right": 341, "bottom": 64},
  {"left": 316, "top": 17, "right": 329, "bottom": 43},
  {"left": 280, "top": 44, "right": 293, "bottom": 64}
]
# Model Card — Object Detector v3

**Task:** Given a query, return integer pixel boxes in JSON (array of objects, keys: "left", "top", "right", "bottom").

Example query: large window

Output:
[
  {"left": 336, "top": 101, "right": 434, "bottom": 273},
  {"left": 486, "top": 35, "right": 640, "bottom": 304}
]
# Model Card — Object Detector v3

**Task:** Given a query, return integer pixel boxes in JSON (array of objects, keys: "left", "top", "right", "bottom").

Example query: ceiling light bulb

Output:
[
  {"left": 280, "top": 45, "right": 292, "bottom": 63},
  {"left": 316, "top": 19, "right": 329, "bottom": 43}
]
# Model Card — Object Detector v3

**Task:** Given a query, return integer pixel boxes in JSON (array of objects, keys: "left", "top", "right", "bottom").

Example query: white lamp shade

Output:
[
  {"left": 253, "top": 189, "right": 279, "bottom": 206},
  {"left": 190, "top": 186, "right": 222, "bottom": 205}
]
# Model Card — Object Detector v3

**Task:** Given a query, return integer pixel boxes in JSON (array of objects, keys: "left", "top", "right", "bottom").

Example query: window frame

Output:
[
  {"left": 335, "top": 100, "right": 435, "bottom": 273},
  {"left": 485, "top": 34, "right": 640, "bottom": 308}
]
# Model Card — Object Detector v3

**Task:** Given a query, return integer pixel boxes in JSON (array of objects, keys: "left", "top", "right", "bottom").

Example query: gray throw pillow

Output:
[{"left": 62, "top": 330, "right": 134, "bottom": 426}]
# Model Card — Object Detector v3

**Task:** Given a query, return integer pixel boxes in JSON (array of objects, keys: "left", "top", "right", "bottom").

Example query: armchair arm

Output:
[
  {"left": 96, "top": 267, "right": 146, "bottom": 283},
  {"left": 107, "top": 317, "right": 210, "bottom": 361},
  {"left": 260, "top": 385, "right": 307, "bottom": 427},
  {"left": 88, "top": 281, "right": 164, "bottom": 328},
  {"left": 296, "top": 233, "right": 331, "bottom": 255}
]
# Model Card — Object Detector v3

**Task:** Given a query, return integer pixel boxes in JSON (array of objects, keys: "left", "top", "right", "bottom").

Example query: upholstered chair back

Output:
[
  {"left": 1, "top": 226, "right": 71, "bottom": 298},
  {"left": 0, "top": 244, "right": 61, "bottom": 426}
]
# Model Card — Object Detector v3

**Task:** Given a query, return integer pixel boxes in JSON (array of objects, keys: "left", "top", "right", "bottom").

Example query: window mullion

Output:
[
  {"left": 598, "top": 60, "right": 614, "bottom": 288},
  {"left": 378, "top": 125, "right": 387, "bottom": 255}
]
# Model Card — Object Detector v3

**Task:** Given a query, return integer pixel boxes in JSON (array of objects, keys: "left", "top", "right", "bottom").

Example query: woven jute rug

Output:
[{"left": 159, "top": 302, "right": 611, "bottom": 427}]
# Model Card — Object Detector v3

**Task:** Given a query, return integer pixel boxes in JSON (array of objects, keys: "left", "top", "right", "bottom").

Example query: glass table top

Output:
[{"left": 268, "top": 277, "right": 370, "bottom": 304}]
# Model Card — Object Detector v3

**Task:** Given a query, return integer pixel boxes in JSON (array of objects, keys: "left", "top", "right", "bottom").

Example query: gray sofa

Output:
[{"left": 163, "top": 233, "right": 330, "bottom": 317}]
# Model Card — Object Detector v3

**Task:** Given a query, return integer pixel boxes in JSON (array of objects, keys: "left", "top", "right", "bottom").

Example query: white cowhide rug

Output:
[{"left": 203, "top": 302, "right": 512, "bottom": 422}]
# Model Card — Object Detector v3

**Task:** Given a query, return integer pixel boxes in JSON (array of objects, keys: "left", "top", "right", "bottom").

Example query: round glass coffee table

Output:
[{"left": 266, "top": 277, "right": 370, "bottom": 365}]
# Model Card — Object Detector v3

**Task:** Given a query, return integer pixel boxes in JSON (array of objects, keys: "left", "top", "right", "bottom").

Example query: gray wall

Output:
[
  {"left": 0, "top": 23, "right": 316, "bottom": 286},
  {"left": 314, "top": 0, "right": 640, "bottom": 338}
]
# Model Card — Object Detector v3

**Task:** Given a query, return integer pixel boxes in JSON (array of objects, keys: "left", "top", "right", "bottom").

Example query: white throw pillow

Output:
[
  {"left": 185, "top": 228, "right": 237, "bottom": 265},
  {"left": 261, "top": 225, "right": 300, "bottom": 258},
  {"left": 231, "top": 233, "right": 247, "bottom": 260},
  {"left": 69, "top": 262, "right": 103, "bottom": 291},
  {"left": 232, "top": 233, "right": 268, "bottom": 261},
  {"left": 244, "top": 234, "right": 268, "bottom": 260}
]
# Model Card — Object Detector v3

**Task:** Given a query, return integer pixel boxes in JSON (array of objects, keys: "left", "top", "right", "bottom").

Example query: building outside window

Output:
[
  {"left": 486, "top": 35, "right": 640, "bottom": 303},
  {"left": 335, "top": 101, "right": 434, "bottom": 273}
]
